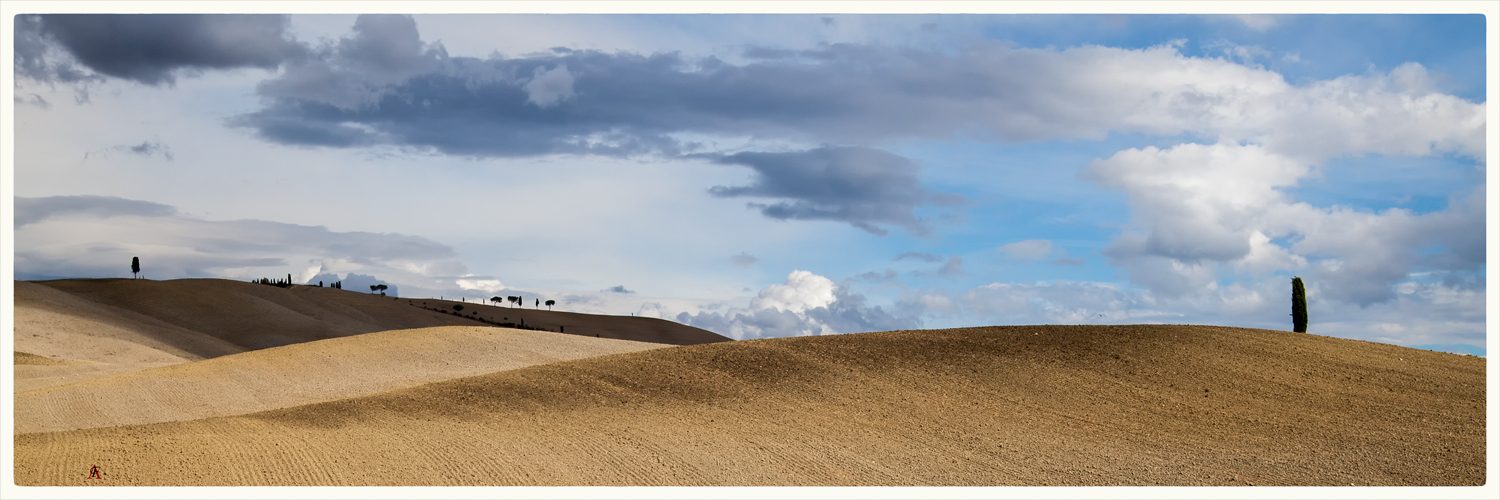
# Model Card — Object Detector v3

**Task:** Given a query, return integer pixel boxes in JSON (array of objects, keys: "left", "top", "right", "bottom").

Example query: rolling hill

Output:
[
  {"left": 14, "top": 324, "right": 1485, "bottom": 486},
  {"left": 13, "top": 278, "right": 727, "bottom": 392}
]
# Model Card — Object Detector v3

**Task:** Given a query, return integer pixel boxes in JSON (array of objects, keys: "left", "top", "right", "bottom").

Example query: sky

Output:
[{"left": 5, "top": 5, "right": 1494, "bottom": 357}]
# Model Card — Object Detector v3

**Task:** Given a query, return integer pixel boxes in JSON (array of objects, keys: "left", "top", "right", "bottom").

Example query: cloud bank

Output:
[
  {"left": 708, "top": 147, "right": 961, "bottom": 236},
  {"left": 1084, "top": 142, "right": 1485, "bottom": 307},
  {"left": 677, "top": 270, "right": 922, "bottom": 340}
]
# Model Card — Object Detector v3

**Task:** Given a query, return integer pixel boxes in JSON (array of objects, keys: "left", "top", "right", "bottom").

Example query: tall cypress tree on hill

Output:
[{"left": 1291, "top": 277, "right": 1308, "bottom": 333}]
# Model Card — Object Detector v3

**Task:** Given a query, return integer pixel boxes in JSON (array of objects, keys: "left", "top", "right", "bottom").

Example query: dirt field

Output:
[
  {"left": 14, "top": 326, "right": 669, "bottom": 434},
  {"left": 14, "top": 323, "right": 1485, "bottom": 486}
]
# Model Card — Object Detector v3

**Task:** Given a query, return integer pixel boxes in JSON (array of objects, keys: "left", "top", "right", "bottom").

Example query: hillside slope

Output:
[
  {"left": 29, "top": 279, "right": 489, "bottom": 351},
  {"left": 15, "top": 326, "right": 669, "bottom": 434},
  {"left": 406, "top": 298, "right": 732, "bottom": 345},
  {"left": 15, "top": 324, "right": 1485, "bottom": 486},
  {"left": 14, "top": 281, "right": 249, "bottom": 391},
  {"left": 14, "top": 279, "right": 727, "bottom": 391}
]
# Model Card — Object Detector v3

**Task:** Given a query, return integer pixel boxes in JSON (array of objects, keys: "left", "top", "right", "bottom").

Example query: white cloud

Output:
[
  {"left": 1250, "top": 63, "right": 1486, "bottom": 162},
  {"left": 1083, "top": 141, "right": 1483, "bottom": 307},
  {"left": 1233, "top": 230, "right": 1307, "bottom": 277},
  {"left": 677, "top": 270, "right": 920, "bottom": 339},
  {"left": 456, "top": 278, "right": 506, "bottom": 292},
  {"left": 1291, "top": 187, "right": 1485, "bottom": 306},
  {"left": 1085, "top": 142, "right": 1309, "bottom": 264},
  {"left": 749, "top": 270, "right": 836, "bottom": 314}
]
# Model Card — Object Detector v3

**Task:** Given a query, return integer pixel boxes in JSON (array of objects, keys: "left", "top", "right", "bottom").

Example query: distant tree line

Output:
[
  {"left": 253, "top": 274, "right": 344, "bottom": 290},
  {"left": 253, "top": 274, "right": 297, "bottom": 288}
]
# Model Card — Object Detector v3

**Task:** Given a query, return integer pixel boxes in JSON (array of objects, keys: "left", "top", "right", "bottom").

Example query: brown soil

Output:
[
  {"left": 14, "top": 324, "right": 1485, "bottom": 486},
  {"left": 14, "top": 326, "right": 669, "bottom": 434}
]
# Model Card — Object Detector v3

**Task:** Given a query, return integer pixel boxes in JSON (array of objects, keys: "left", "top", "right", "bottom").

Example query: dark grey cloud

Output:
[
  {"left": 13, "top": 14, "right": 103, "bottom": 85},
  {"left": 709, "top": 147, "right": 958, "bottom": 236},
  {"left": 226, "top": 19, "right": 1484, "bottom": 176},
  {"left": 603, "top": 285, "right": 635, "bottom": 294},
  {"left": 15, "top": 195, "right": 177, "bottom": 227},
  {"left": 223, "top": 16, "right": 987, "bottom": 235},
  {"left": 730, "top": 252, "right": 759, "bottom": 268},
  {"left": 895, "top": 251, "right": 943, "bottom": 262},
  {"left": 232, "top": 23, "right": 1257, "bottom": 158},
  {"left": 253, "top": 14, "right": 446, "bottom": 111},
  {"left": 337, "top": 15, "right": 444, "bottom": 77},
  {"left": 15, "top": 14, "right": 305, "bottom": 86}
]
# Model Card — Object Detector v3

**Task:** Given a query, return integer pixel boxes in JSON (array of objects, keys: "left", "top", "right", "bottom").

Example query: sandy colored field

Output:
[
  {"left": 13, "top": 279, "right": 725, "bottom": 393},
  {"left": 15, "top": 324, "right": 1484, "bottom": 486},
  {"left": 15, "top": 326, "right": 669, "bottom": 434}
]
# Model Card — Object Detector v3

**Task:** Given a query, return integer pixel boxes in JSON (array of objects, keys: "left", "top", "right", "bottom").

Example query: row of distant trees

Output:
[
  {"left": 491, "top": 295, "right": 554, "bottom": 310},
  {"left": 253, "top": 274, "right": 298, "bottom": 288},
  {"left": 255, "top": 275, "right": 343, "bottom": 289}
]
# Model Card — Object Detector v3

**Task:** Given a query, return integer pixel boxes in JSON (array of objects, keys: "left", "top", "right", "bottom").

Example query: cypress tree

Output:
[{"left": 1291, "top": 277, "right": 1308, "bottom": 333}]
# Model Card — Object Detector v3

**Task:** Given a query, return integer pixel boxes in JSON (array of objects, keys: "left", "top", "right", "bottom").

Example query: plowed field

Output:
[{"left": 14, "top": 324, "right": 1485, "bottom": 486}]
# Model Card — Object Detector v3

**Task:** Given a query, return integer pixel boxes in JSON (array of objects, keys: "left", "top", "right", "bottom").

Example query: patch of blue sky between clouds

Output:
[
  {"left": 973, "top": 14, "right": 1486, "bottom": 102},
  {"left": 1282, "top": 152, "right": 1485, "bottom": 216}
]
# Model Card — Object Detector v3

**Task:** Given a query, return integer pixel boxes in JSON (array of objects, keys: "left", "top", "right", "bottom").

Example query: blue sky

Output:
[{"left": 6, "top": 5, "right": 1492, "bottom": 356}]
